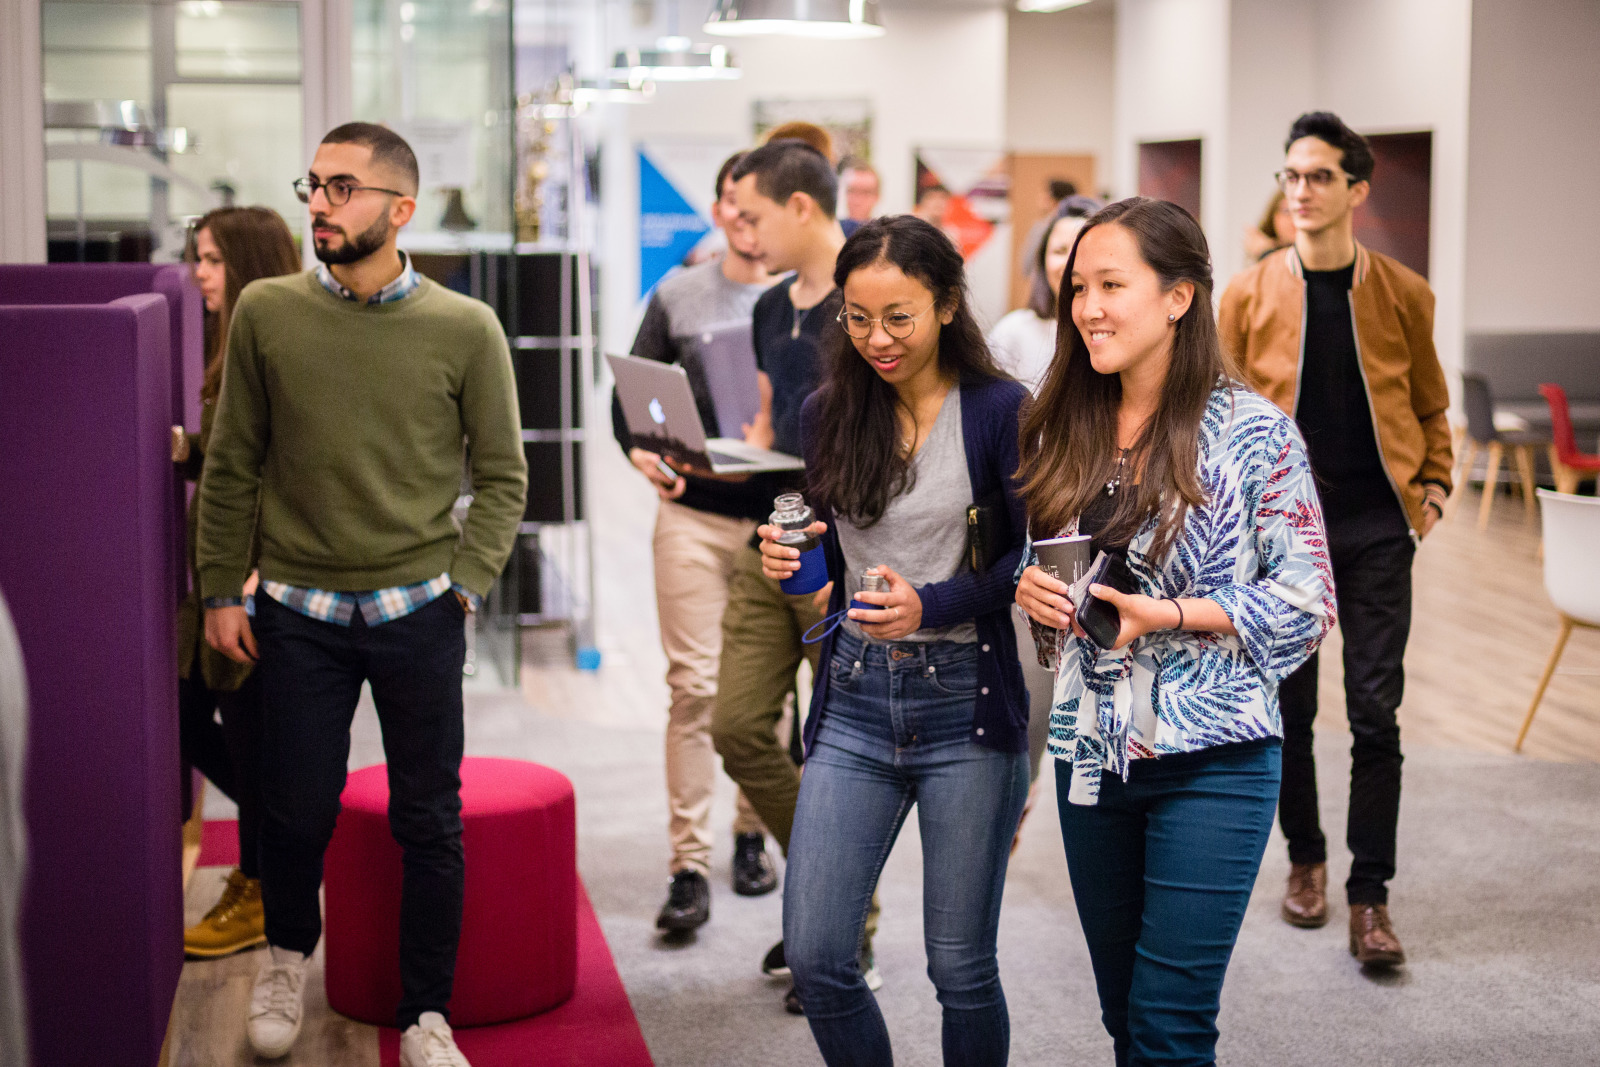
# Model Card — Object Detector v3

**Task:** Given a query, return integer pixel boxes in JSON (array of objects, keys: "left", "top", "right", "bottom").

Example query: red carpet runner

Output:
[{"left": 198, "top": 820, "right": 654, "bottom": 1066}]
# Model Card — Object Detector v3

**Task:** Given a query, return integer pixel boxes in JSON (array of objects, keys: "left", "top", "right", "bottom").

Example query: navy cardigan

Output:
[{"left": 798, "top": 374, "right": 1031, "bottom": 755}]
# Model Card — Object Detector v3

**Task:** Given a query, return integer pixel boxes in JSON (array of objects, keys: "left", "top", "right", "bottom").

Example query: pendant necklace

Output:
[{"left": 1106, "top": 448, "right": 1130, "bottom": 496}]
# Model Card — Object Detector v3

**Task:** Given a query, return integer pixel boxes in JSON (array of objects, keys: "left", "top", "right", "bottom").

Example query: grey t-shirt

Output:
[{"left": 837, "top": 388, "right": 977, "bottom": 644}]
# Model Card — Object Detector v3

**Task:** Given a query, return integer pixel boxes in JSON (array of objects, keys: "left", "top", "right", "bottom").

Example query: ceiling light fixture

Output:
[
  {"left": 1016, "top": 0, "right": 1092, "bottom": 11},
  {"left": 608, "top": 39, "right": 740, "bottom": 83},
  {"left": 703, "top": 0, "right": 886, "bottom": 40}
]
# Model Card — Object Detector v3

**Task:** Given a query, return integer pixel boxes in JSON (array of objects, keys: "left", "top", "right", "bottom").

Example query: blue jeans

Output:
[
  {"left": 785, "top": 632, "right": 1029, "bottom": 1067},
  {"left": 1056, "top": 742, "right": 1281, "bottom": 1067}
]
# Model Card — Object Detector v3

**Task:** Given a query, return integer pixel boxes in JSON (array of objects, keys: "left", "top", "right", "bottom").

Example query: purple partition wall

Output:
[
  {"left": 0, "top": 264, "right": 204, "bottom": 609},
  {"left": 0, "top": 295, "right": 182, "bottom": 1067}
]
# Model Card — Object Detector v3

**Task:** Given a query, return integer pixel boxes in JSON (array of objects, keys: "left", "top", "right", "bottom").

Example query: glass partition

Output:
[{"left": 41, "top": 0, "right": 303, "bottom": 261}]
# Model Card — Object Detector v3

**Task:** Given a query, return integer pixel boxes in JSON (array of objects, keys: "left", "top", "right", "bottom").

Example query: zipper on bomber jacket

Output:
[{"left": 1345, "top": 291, "right": 1418, "bottom": 544}]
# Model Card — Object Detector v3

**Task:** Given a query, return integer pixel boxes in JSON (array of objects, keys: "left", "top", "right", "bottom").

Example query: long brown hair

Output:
[
  {"left": 188, "top": 206, "right": 299, "bottom": 404},
  {"left": 1018, "top": 197, "right": 1236, "bottom": 561},
  {"left": 808, "top": 215, "right": 1008, "bottom": 527}
]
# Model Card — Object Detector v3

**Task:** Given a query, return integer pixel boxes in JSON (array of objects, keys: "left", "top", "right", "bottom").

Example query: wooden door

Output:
[{"left": 1008, "top": 153, "right": 1096, "bottom": 313}]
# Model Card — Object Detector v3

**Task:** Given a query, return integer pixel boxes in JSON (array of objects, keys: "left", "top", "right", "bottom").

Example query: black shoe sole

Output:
[
  {"left": 656, "top": 911, "right": 709, "bottom": 933},
  {"left": 733, "top": 873, "right": 778, "bottom": 897}
]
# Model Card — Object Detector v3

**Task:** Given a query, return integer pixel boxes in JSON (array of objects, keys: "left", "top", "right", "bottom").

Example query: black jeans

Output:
[
  {"left": 253, "top": 591, "right": 466, "bottom": 1029},
  {"left": 178, "top": 670, "right": 265, "bottom": 879},
  {"left": 1278, "top": 520, "right": 1414, "bottom": 905}
]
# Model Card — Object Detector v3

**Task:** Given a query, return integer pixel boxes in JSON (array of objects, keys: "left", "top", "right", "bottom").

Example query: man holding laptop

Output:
[{"left": 610, "top": 151, "right": 787, "bottom": 936}]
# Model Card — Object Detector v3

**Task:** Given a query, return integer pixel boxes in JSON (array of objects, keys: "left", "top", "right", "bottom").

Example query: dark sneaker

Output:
[
  {"left": 655, "top": 869, "right": 710, "bottom": 933},
  {"left": 761, "top": 939, "right": 789, "bottom": 977},
  {"left": 732, "top": 832, "right": 778, "bottom": 896},
  {"left": 783, "top": 983, "right": 803, "bottom": 1015}
]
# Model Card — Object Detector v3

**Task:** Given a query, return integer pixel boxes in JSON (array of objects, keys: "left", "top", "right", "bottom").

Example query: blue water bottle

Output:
[{"left": 772, "top": 492, "right": 829, "bottom": 595}]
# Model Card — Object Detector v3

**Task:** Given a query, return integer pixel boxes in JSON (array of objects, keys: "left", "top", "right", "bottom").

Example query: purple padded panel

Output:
[
  {"left": 0, "top": 295, "right": 181, "bottom": 1067},
  {"left": 0, "top": 264, "right": 202, "bottom": 605},
  {"left": 0, "top": 263, "right": 205, "bottom": 432}
]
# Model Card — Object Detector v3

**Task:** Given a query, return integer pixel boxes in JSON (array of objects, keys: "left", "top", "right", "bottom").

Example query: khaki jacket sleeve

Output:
[{"left": 1401, "top": 285, "right": 1454, "bottom": 492}]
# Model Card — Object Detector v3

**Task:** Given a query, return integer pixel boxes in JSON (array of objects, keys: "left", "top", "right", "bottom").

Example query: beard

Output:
[{"left": 313, "top": 212, "right": 392, "bottom": 265}]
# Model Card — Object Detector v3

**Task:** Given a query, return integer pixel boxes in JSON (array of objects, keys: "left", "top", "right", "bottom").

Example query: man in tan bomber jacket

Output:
[{"left": 1220, "top": 112, "right": 1453, "bottom": 970}]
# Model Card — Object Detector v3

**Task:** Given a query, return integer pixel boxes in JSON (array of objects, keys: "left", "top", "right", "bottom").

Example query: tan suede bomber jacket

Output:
[{"left": 1219, "top": 243, "right": 1454, "bottom": 537}]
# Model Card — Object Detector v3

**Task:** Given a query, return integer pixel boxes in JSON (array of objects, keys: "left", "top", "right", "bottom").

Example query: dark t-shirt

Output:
[
  {"left": 1296, "top": 264, "right": 1407, "bottom": 534},
  {"left": 612, "top": 262, "right": 772, "bottom": 520},
  {"left": 752, "top": 280, "right": 843, "bottom": 459}
]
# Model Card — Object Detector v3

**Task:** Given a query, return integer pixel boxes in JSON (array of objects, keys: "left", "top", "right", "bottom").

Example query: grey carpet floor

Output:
[{"left": 415, "top": 685, "right": 1600, "bottom": 1067}]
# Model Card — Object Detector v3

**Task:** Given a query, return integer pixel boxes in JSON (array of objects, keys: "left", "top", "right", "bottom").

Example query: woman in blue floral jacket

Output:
[{"left": 1015, "top": 198, "right": 1335, "bottom": 1067}]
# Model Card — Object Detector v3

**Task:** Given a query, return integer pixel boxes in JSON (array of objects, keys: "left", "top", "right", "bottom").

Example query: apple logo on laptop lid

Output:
[{"left": 649, "top": 397, "right": 667, "bottom": 424}]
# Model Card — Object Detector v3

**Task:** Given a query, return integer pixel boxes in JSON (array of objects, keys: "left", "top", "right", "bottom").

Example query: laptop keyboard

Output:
[{"left": 707, "top": 449, "right": 751, "bottom": 467}]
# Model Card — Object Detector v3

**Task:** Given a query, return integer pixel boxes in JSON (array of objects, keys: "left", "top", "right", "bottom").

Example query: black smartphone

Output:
[{"left": 1074, "top": 553, "right": 1135, "bottom": 649}]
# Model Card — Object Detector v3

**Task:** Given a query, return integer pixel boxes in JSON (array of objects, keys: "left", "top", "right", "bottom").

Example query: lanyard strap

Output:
[{"left": 801, "top": 609, "right": 849, "bottom": 645}]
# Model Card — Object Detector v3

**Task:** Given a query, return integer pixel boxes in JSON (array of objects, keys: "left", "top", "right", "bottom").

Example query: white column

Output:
[
  {"left": 0, "top": 0, "right": 46, "bottom": 263},
  {"left": 299, "top": 0, "right": 354, "bottom": 266}
]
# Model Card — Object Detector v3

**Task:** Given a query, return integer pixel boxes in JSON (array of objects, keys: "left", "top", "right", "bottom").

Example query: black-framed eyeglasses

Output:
[
  {"left": 292, "top": 176, "right": 406, "bottom": 207},
  {"left": 837, "top": 304, "right": 935, "bottom": 340},
  {"left": 1274, "top": 168, "right": 1356, "bottom": 192}
]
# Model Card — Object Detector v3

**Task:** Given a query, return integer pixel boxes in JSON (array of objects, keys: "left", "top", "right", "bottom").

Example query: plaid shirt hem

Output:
[{"left": 204, "top": 576, "right": 477, "bottom": 625}]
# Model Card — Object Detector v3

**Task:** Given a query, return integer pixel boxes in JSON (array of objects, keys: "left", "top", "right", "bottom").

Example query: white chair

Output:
[{"left": 1515, "top": 489, "right": 1600, "bottom": 752}]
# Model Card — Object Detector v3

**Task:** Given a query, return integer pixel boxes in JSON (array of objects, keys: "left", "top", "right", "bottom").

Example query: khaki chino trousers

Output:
[{"left": 653, "top": 500, "right": 766, "bottom": 877}]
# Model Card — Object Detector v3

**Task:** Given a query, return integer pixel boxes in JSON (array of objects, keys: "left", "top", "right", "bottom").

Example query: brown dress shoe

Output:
[
  {"left": 1349, "top": 903, "right": 1406, "bottom": 966},
  {"left": 1281, "top": 861, "right": 1328, "bottom": 928}
]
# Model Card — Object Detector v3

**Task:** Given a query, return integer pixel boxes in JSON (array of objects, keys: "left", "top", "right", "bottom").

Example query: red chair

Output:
[
  {"left": 1539, "top": 383, "right": 1600, "bottom": 494},
  {"left": 323, "top": 758, "right": 578, "bottom": 1027}
]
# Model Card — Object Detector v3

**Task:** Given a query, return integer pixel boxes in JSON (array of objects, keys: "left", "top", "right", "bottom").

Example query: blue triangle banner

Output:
[{"left": 638, "top": 149, "right": 711, "bottom": 299}]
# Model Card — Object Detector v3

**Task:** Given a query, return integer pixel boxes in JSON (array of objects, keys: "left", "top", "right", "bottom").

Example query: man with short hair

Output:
[
  {"left": 711, "top": 140, "right": 874, "bottom": 1012},
  {"left": 1220, "top": 111, "right": 1452, "bottom": 969},
  {"left": 615, "top": 151, "right": 781, "bottom": 935},
  {"left": 838, "top": 158, "right": 880, "bottom": 237},
  {"left": 199, "top": 122, "right": 527, "bottom": 1064}
]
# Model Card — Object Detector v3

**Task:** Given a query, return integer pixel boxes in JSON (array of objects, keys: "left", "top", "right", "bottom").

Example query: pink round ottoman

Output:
[{"left": 324, "top": 757, "right": 578, "bottom": 1026}]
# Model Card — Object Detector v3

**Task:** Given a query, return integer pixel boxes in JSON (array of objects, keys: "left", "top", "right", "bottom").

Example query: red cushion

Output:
[{"left": 324, "top": 757, "right": 578, "bottom": 1027}]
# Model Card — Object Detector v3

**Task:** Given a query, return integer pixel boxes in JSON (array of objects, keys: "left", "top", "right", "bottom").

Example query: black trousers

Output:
[
  {"left": 253, "top": 591, "right": 466, "bottom": 1029},
  {"left": 1277, "top": 519, "right": 1414, "bottom": 906},
  {"left": 178, "top": 669, "right": 265, "bottom": 879}
]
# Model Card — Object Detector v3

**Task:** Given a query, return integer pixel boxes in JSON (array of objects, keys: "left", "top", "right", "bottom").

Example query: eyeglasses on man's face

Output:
[
  {"left": 1274, "top": 168, "right": 1356, "bottom": 192},
  {"left": 837, "top": 304, "right": 935, "bottom": 340},
  {"left": 292, "top": 176, "right": 406, "bottom": 207}
]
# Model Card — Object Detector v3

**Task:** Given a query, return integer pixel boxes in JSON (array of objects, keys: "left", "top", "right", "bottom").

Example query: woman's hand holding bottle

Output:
[
  {"left": 848, "top": 565, "right": 923, "bottom": 640},
  {"left": 758, "top": 520, "right": 828, "bottom": 581}
]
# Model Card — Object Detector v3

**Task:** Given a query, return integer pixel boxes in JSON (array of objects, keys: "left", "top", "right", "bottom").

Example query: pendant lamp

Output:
[{"left": 703, "top": 0, "right": 886, "bottom": 39}]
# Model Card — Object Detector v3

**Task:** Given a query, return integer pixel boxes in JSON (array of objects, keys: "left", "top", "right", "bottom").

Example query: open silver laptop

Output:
[{"left": 607, "top": 353, "right": 804, "bottom": 474}]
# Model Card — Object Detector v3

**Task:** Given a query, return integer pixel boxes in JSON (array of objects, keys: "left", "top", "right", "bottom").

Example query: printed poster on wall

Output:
[
  {"left": 913, "top": 147, "right": 1012, "bottom": 328},
  {"left": 637, "top": 140, "right": 740, "bottom": 300}
]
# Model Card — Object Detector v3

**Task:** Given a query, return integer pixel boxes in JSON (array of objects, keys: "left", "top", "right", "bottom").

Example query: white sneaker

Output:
[
  {"left": 400, "top": 1011, "right": 472, "bottom": 1067},
  {"left": 247, "top": 945, "right": 309, "bottom": 1059}
]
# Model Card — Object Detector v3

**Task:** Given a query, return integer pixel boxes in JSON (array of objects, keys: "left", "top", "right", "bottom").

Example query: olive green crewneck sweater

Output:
[{"left": 197, "top": 270, "right": 527, "bottom": 600}]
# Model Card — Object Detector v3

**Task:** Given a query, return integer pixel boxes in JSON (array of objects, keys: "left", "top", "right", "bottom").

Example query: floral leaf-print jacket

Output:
[{"left": 1020, "top": 385, "right": 1337, "bottom": 806}]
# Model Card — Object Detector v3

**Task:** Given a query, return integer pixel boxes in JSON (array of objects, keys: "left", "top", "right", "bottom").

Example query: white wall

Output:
[
  {"left": 1112, "top": 0, "right": 1231, "bottom": 238},
  {"left": 0, "top": 0, "right": 46, "bottom": 263},
  {"left": 1005, "top": 3, "right": 1115, "bottom": 172},
  {"left": 1464, "top": 0, "right": 1600, "bottom": 332},
  {"left": 1309, "top": 0, "right": 1473, "bottom": 381},
  {"left": 598, "top": 6, "right": 1009, "bottom": 354}
]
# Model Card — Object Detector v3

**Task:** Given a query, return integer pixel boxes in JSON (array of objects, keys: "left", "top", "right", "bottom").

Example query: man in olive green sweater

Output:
[{"left": 197, "top": 123, "right": 526, "bottom": 1067}]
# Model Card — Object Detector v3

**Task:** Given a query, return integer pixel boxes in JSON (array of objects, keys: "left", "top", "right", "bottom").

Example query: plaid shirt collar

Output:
[{"left": 315, "top": 249, "right": 421, "bottom": 305}]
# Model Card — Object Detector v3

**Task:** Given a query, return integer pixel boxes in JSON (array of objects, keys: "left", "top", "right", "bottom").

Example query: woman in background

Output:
[
  {"left": 174, "top": 206, "right": 299, "bottom": 960},
  {"left": 1242, "top": 187, "right": 1296, "bottom": 262},
  {"left": 987, "top": 195, "right": 1101, "bottom": 394}
]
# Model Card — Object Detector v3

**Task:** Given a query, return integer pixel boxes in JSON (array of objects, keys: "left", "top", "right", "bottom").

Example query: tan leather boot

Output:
[
  {"left": 1349, "top": 903, "right": 1406, "bottom": 967},
  {"left": 1281, "top": 861, "right": 1329, "bottom": 928},
  {"left": 184, "top": 867, "right": 265, "bottom": 958}
]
